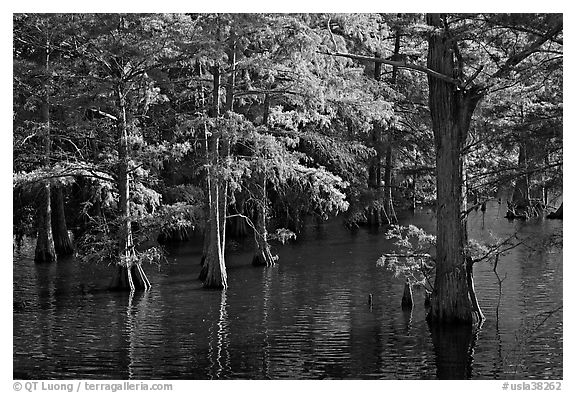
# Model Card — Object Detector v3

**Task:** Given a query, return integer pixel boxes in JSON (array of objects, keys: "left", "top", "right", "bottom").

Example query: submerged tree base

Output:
[
  {"left": 401, "top": 281, "right": 413, "bottom": 310},
  {"left": 547, "top": 203, "right": 563, "bottom": 219},
  {"left": 198, "top": 259, "right": 208, "bottom": 281},
  {"left": 252, "top": 243, "right": 276, "bottom": 267},
  {"left": 34, "top": 249, "right": 57, "bottom": 264},
  {"left": 53, "top": 237, "right": 74, "bottom": 256},
  {"left": 110, "top": 264, "right": 151, "bottom": 291}
]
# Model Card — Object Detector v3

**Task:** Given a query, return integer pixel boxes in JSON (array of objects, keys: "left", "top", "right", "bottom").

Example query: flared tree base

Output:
[
  {"left": 198, "top": 261, "right": 208, "bottom": 281},
  {"left": 54, "top": 238, "right": 74, "bottom": 256},
  {"left": 401, "top": 281, "right": 413, "bottom": 310},
  {"left": 110, "top": 264, "right": 151, "bottom": 291},
  {"left": 34, "top": 249, "right": 57, "bottom": 264},
  {"left": 252, "top": 243, "right": 276, "bottom": 267}
]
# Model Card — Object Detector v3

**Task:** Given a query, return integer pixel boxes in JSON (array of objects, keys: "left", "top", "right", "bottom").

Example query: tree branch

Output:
[
  {"left": 320, "top": 50, "right": 460, "bottom": 86},
  {"left": 490, "top": 17, "right": 563, "bottom": 82}
]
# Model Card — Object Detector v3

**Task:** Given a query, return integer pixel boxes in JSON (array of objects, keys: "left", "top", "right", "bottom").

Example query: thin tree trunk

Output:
[
  {"left": 225, "top": 40, "right": 236, "bottom": 113},
  {"left": 383, "top": 142, "right": 397, "bottom": 223},
  {"left": 110, "top": 84, "right": 150, "bottom": 291},
  {"left": 426, "top": 13, "right": 484, "bottom": 325},
  {"left": 35, "top": 183, "right": 56, "bottom": 263},
  {"left": 202, "top": 64, "right": 228, "bottom": 289},
  {"left": 203, "top": 162, "right": 228, "bottom": 289},
  {"left": 34, "top": 33, "right": 56, "bottom": 264},
  {"left": 382, "top": 26, "right": 402, "bottom": 224},
  {"left": 252, "top": 174, "right": 275, "bottom": 267},
  {"left": 411, "top": 174, "right": 417, "bottom": 210},
  {"left": 51, "top": 185, "right": 74, "bottom": 255},
  {"left": 369, "top": 53, "right": 382, "bottom": 192},
  {"left": 511, "top": 141, "right": 531, "bottom": 208},
  {"left": 199, "top": 224, "right": 210, "bottom": 278}
]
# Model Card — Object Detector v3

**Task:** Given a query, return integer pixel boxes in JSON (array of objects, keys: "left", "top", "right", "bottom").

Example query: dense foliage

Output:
[{"left": 13, "top": 13, "right": 562, "bottom": 312}]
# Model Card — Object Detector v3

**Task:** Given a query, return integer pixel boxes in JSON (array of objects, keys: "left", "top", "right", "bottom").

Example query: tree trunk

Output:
[
  {"left": 203, "top": 152, "right": 228, "bottom": 289},
  {"left": 410, "top": 175, "right": 417, "bottom": 210},
  {"left": 51, "top": 185, "right": 74, "bottom": 255},
  {"left": 252, "top": 175, "right": 276, "bottom": 267},
  {"left": 426, "top": 14, "right": 484, "bottom": 325},
  {"left": 367, "top": 123, "right": 382, "bottom": 190},
  {"left": 511, "top": 141, "right": 531, "bottom": 207},
  {"left": 35, "top": 183, "right": 57, "bottom": 263},
  {"left": 110, "top": 84, "right": 150, "bottom": 291},
  {"left": 383, "top": 142, "right": 397, "bottom": 223},
  {"left": 369, "top": 52, "right": 383, "bottom": 192},
  {"left": 199, "top": 224, "right": 210, "bottom": 279},
  {"left": 401, "top": 280, "right": 413, "bottom": 310},
  {"left": 34, "top": 36, "right": 56, "bottom": 264},
  {"left": 202, "top": 64, "right": 228, "bottom": 289},
  {"left": 382, "top": 27, "right": 402, "bottom": 224}
]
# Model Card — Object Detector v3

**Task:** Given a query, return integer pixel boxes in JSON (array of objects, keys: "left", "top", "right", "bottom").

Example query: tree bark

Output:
[
  {"left": 35, "top": 183, "right": 57, "bottom": 263},
  {"left": 51, "top": 185, "right": 74, "bottom": 255},
  {"left": 34, "top": 34, "right": 56, "bottom": 264},
  {"left": 382, "top": 27, "right": 402, "bottom": 224},
  {"left": 426, "top": 14, "right": 484, "bottom": 325},
  {"left": 110, "top": 83, "right": 150, "bottom": 291},
  {"left": 368, "top": 51, "right": 383, "bottom": 193},
  {"left": 203, "top": 143, "right": 228, "bottom": 289},
  {"left": 383, "top": 139, "right": 397, "bottom": 223},
  {"left": 511, "top": 141, "right": 531, "bottom": 206},
  {"left": 202, "top": 64, "right": 228, "bottom": 289},
  {"left": 252, "top": 174, "right": 276, "bottom": 267}
]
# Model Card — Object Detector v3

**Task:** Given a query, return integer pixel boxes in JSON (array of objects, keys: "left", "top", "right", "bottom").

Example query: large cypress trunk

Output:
[
  {"left": 51, "top": 185, "right": 74, "bottom": 255},
  {"left": 426, "top": 14, "right": 483, "bottom": 325},
  {"left": 34, "top": 36, "right": 56, "bottom": 264}
]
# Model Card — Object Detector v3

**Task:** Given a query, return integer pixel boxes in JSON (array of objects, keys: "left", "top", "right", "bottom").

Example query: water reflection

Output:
[
  {"left": 208, "top": 290, "right": 230, "bottom": 379},
  {"left": 262, "top": 267, "right": 274, "bottom": 379},
  {"left": 125, "top": 291, "right": 153, "bottom": 379},
  {"left": 429, "top": 323, "right": 475, "bottom": 379},
  {"left": 13, "top": 207, "right": 562, "bottom": 379}
]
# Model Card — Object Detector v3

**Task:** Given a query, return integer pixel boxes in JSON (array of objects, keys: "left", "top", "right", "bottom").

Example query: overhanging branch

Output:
[{"left": 320, "top": 50, "right": 460, "bottom": 86}]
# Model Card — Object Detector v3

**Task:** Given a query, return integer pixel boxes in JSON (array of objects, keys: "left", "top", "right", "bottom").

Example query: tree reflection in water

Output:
[
  {"left": 429, "top": 322, "right": 480, "bottom": 379},
  {"left": 208, "top": 290, "right": 230, "bottom": 379}
]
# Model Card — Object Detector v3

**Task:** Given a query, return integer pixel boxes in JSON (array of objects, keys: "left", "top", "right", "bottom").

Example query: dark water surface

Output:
[{"left": 13, "top": 203, "right": 562, "bottom": 379}]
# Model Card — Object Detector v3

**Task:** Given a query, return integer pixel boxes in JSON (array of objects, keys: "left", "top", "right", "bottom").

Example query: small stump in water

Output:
[{"left": 401, "top": 281, "right": 413, "bottom": 310}]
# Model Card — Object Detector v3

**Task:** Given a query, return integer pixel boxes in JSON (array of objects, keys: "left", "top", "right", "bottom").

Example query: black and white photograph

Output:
[{"left": 12, "top": 10, "right": 564, "bottom": 383}]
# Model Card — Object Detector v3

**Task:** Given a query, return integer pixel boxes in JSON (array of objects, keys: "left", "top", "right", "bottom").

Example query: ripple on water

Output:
[{"left": 13, "top": 208, "right": 562, "bottom": 379}]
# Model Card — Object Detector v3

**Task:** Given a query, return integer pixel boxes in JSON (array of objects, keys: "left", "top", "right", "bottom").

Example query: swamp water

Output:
[{"left": 13, "top": 202, "right": 562, "bottom": 379}]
